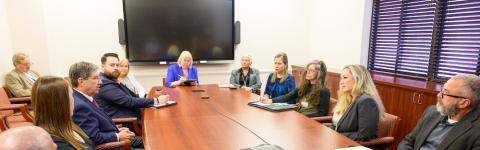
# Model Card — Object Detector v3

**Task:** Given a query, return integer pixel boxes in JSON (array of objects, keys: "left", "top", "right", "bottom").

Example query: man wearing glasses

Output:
[
  {"left": 5, "top": 52, "right": 40, "bottom": 97},
  {"left": 398, "top": 74, "right": 480, "bottom": 150}
]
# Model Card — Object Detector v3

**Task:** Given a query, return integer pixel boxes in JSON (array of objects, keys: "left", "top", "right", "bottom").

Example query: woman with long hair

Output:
[
  {"left": 332, "top": 65, "right": 385, "bottom": 141},
  {"left": 263, "top": 52, "right": 296, "bottom": 99},
  {"left": 32, "top": 76, "right": 94, "bottom": 149},
  {"left": 118, "top": 58, "right": 146, "bottom": 97},
  {"left": 260, "top": 60, "right": 330, "bottom": 117}
]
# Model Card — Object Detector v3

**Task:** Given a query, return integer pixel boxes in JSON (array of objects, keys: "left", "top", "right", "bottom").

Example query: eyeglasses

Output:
[
  {"left": 83, "top": 76, "right": 100, "bottom": 80},
  {"left": 440, "top": 92, "right": 467, "bottom": 99},
  {"left": 19, "top": 62, "right": 33, "bottom": 66}
]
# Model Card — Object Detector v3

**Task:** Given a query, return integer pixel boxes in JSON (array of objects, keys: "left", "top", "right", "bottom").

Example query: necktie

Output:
[
  {"left": 26, "top": 72, "right": 37, "bottom": 82},
  {"left": 92, "top": 99, "right": 99, "bottom": 107}
]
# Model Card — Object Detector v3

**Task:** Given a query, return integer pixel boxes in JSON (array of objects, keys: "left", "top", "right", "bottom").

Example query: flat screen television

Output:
[{"left": 122, "top": 0, "right": 234, "bottom": 64}]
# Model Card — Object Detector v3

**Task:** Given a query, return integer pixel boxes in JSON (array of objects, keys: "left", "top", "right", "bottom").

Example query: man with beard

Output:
[
  {"left": 95, "top": 53, "right": 168, "bottom": 136},
  {"left": 69, "top": 61, "right": 135, "bottom": 146},
  {"left": 398, "top": 74, "right": 480, "bottom": 150}
]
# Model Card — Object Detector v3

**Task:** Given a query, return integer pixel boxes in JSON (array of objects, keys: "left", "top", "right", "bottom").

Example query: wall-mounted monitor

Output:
[{"left": 122, "top": 0, "right": 235, "bottom": 64}]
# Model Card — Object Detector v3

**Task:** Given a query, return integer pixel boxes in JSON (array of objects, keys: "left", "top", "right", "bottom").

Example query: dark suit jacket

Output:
[
  {"left": 272, "top": 88, "right": 330, "bottom": 117},
  {"left": 51, "top": 135, "right": 95, "bottom": 150},
  {"left": 332, "top": 93, "right": 380, "bottom": 141},
  {"left": 72, "top": 90, "right": 119, "bottom": 146},
  {"left": 398, "top": 106, "right": 480, "bottom": 150},
  {"left": 95, "top": 73, "right": 154, "bottom": 120}
]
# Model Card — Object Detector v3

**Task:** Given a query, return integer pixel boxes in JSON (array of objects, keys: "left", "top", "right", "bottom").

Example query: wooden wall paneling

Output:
[
  {"left": 394, "top": 88, "right": 418, "bottom": 146},
  {"left": 389, "top": 88, "right": 439, "bottom": 149},
  {"left": 326, "top": 72, "right": 340, "bottom": 99},
  {"left": 375, "top": 83, "right": 397, "bottom": 114},
  {"left": 291, "top": 65, "right": 305, "bottom": 87},
  {"left": 410, "top": 92, "right": 437, "bottom": 129}
]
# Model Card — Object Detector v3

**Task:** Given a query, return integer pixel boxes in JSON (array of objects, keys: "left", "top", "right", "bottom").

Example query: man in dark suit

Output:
[
  {"left": 95, "top": 53, "right": 168, "bottom": 126},
  {"left": 398, "top": 74, "right": 480, "bottom": 150},
  {"left": 69, "top": 61, "right": 134, "bottom": 146}
]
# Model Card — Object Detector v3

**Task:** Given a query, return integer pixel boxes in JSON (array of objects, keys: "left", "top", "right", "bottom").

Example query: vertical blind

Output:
[{"left": 368, "top": 0, "right": 480, "bottom": 81}]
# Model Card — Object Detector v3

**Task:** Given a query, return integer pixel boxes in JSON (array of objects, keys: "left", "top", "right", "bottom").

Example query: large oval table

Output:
[{"left": 144, "top": 84, "right": 360, "bottom": 150}]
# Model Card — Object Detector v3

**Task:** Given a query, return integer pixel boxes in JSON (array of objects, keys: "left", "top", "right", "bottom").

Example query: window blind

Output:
[
  {"left": 368, "top": 0, "right": 480, "bottom": 81},
  {"left": 368, "top": 0, "right": 435, "bottom": 78},
  {"left": 431, "top": 0, "right": 480, "bottom": 80}
]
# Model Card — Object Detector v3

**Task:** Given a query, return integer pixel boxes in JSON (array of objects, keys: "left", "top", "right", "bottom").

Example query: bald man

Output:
[{"left": 0, "top": 126, "right": 57, "bottom": 150}]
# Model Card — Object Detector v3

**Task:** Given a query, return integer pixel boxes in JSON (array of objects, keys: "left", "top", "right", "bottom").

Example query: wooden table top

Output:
[{"left": 144, "top": 84, "right": 360, "bottom": 150}]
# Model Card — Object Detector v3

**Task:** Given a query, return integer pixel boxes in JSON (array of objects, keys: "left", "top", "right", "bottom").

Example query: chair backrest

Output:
[
  {"left": 0, "top": 88, "right": 14, "bottom": 116},
  {"left": 291, "top": 65, "right": 305, "bottom": 88},
  {"left": 2, "top": 86, "right": 15, "bottom": 98},
  {"left": 0, "top": 115, "right": 8, "bottom": 131},
  {"left": 162, "top": 77, "right": 166, "bottom": 87},
  {"left": 378, "top": 113, "right": 400, "bottom": 138},
  {"left": 327, "top": 98, "right": 337, "bottom": 116}
]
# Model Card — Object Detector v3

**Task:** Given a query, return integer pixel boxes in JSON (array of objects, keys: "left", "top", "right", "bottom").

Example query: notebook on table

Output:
[{"left": 248, "top": 101, "right": 298, "bottom": 112}]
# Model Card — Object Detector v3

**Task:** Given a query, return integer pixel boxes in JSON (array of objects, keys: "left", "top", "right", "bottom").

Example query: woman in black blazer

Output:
[
  {"left": 259, "top": 60, "right": 330, "bottom": 117},
  {"left": 331, "top": 65, "right": 385, "bottom": 141}
]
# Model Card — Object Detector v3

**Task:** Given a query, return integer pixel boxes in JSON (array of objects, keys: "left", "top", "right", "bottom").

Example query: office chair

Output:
[
  {"left": 311, "top": 98, "right": 337, "bottom": 125},
  {"left": 0, "top": 87, "right": 33, "bottom": 128},
  {"left": 357, "top": 113, "right": 400, "bottom": 150},
  {"left": 2, "top": 86, "right": 31, "bottom": 104}
]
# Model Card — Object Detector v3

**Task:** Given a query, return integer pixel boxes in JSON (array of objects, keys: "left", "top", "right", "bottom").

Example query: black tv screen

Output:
[{"left": 123, "top": 0, "right": 234, "bottom": 63}]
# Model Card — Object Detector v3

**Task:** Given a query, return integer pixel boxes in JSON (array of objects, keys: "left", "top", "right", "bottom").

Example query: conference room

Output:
[{"left": 1, "top": 0, "right": 480, "bottom": 150}]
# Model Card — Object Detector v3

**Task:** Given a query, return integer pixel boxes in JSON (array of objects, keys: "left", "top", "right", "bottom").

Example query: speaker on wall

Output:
[
  {"left": 234, "top": 21, "right": 240, "bottom": 45},
  {"left": 118, "top": 19, "right": 126, "bottom": 45}
]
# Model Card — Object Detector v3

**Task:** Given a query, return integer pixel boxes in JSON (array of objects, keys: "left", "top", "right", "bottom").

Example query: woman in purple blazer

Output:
[{"left": 166, "top": 50, "right": 199, "bottom": 87}]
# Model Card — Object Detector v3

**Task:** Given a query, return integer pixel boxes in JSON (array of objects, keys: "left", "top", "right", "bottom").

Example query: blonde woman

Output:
[
  {"left": 166, "top": 50, "right": 199, "bottom": 87},
  {"left": 332, "top": 64, "right": 385, "bottom": 141},
  {"left": 263, "top": 52, "right": 296, "bottom": 99},
  {"left": 118, "top": 59, "right": 146, "bottom": 97}
]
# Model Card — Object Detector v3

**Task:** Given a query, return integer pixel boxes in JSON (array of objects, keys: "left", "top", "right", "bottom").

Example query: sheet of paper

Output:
[
  {"left": 335, "top": 146, "right": 371, "bottom": 150},
  {"left": 218, "top": 84, "right": 232, "bottom": 88},
  {"left": 154, "top": 100, "right": 176, "bottom": 107}
]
